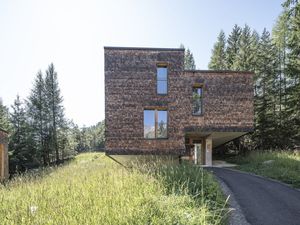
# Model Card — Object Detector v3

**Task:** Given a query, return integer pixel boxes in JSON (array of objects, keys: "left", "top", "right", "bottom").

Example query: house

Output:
[
  {"left": 0, "top": 128, "right": 9, "bottom": 180},
  {"left": 104, "top": 47, "right": 254, "bottom": 165}
]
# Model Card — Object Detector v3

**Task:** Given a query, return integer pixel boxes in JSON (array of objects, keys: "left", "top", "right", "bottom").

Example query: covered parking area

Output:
[{"left": 184, "top": 131, "right": 247, "bottom": 166}]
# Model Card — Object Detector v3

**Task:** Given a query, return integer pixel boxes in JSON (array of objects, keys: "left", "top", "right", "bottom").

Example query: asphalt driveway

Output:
[{"left": 208, "top": 167, "right": 300, "bottom": 225}]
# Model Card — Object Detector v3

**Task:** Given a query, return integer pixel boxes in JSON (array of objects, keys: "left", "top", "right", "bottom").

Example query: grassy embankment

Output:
[
  {"left": 0, "top": 153, "right": 228, "bottom": 225},
  {"left": 228, "top": 151, "right": 300, "bottom": 188}
]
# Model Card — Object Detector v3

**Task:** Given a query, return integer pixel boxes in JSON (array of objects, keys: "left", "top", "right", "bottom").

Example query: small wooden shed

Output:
[{"left": 0, "top": 128, "right": 9, "bottom": 181}]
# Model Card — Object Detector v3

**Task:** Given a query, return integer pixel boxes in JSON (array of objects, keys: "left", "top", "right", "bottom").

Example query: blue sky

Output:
[{"left": 0, "top": 0, "right": 283, "bottom": 126}]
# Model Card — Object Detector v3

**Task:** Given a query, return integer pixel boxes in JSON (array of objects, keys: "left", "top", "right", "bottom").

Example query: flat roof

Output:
[
  {"left": 184, "top": 70, "right": 254, "bottom": 74},
  {"left": 104, "top": 46, "right": 185, "bottom": 51}
]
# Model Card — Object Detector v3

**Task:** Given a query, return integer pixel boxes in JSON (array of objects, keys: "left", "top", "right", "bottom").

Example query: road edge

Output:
[{"left": 210, "top": 172, "right": 251, "bottom": 225}]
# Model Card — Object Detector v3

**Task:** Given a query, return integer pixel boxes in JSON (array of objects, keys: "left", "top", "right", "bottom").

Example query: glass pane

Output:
[
  {"left": 144, "top": 110, "right": 155, "bottom": 138},
  {"left": 157, "top": 80, "right": 167, "bottom": 94},
  {"left": 193, "top": 87, "right": 202, "bottom": 115},
  {"left": 157, "top": 67, "right": 167, "bottom": 80},
  {"left": 157, "top": 111, "right": 167, "bottom": 138},
  {"left": 193, "top": 99, "right": 202, "bottom": 114}
]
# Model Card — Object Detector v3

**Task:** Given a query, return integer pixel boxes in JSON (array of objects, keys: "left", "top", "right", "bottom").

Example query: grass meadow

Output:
[
  {"left": 0, "top": 153, "right": 228, "bottom": 225},
  {"left": 229, "top": 151, "right": 300, "bottom": 188}
]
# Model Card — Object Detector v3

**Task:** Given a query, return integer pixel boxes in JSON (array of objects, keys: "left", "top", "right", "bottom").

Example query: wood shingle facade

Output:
[
  {"left": 0, "top": 129, "right": 9, "bottom": 180},
  {"left": 104, "top": 47, "right": 254, "bottom": 165}
]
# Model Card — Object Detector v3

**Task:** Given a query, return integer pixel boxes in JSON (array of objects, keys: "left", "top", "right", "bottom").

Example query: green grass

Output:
[
  {"left": 0, "top": 153, "right": 228, "bottom": 225},
  {"left": 228, "top": 151, "right": 300, "bottom": 188}
]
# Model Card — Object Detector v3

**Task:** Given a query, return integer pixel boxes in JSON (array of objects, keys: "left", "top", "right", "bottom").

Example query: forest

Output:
[
  {"left": 0, "top": 64, "right": 105, "bottom": 173},
  {"left": 1, "top": 0, "right": 300, "bottom": 173},
  {"left": 206, "top": 0, "right": 300, "bottom": 152}
]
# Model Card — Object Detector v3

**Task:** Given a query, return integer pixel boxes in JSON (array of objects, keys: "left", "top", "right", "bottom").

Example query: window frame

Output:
[
  {"left": 144, "top": 108, "right": 168, "bottom": 139},
  {"left": 192, "top": 85, "right": 204, "bottom": 116},
  {"left": 156, "top": 64, "right": 168, "bottom": 95}
]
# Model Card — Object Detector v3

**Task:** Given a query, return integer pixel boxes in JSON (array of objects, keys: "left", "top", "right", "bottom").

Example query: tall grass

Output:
[
  {"left": 0, "top": 153, "right": 228, "bottom": 225},
  {"left": 229, "top": 151, "right": 300, "bottom": 188}
]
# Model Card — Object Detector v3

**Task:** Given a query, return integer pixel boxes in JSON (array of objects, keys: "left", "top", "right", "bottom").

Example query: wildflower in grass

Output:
[{"left": 29, "top": 206, "right": 38, "bottom": 215}]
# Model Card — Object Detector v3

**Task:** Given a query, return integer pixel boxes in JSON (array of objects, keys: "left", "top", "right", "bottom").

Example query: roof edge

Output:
[
  {"left": 184, "top": 70, "right": 254, "bottom": 74},
  {"left": 104, "top": 46, "right": 185, "bottom": 51}
]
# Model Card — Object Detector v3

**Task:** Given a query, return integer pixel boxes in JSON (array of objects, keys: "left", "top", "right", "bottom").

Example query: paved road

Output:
[{"left": 208, "top": 167, "right": 300, "bottom": 225}]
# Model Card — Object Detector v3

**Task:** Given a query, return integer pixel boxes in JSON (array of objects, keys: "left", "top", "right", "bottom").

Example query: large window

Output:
[
  {"left": 144, "top": 109, "right": 167, "bottom": 139},
  {"left": 193, "top": 87, "right": 203, "bottom": 115},
  {"left": 157, "top": 66, "right": 167, "bottom": 94}
]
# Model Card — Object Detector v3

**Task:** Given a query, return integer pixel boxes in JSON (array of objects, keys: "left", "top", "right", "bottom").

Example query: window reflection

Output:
[
  {"left": 193, "top": 87, "right": 203, "bottom": 115},
  {"left": 144, "top": 109, "right": 168, "bottom": 138}
]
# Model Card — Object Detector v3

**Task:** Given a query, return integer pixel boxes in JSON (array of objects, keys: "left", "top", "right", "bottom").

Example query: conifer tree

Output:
[
  {"left": 0, "top": 98, "right": 10, "bottom": 131},
  {"left": 254, "top": 29, "right": 279, "bottom": 149},
  {"left": 283, "top": 0, "right": 300, "bottom": 146},
  {"left": 233, "top": 25, "right": 254, "bottom": 71},
  {"left": 45, "top": 63, "right": 66, "bottom": 164},
  {"left": 226, "top": 25, "right": 242, "bottom": 69},
  {"left": 9, "top": 95, "right": 37, "bottom": 171},
  {"left": 208, "top": 30, "right": 227, "bottom": 70},
  {"left": 272, "top": 7, "right": 289, "bottom": 132},
  {"left": 27, "top": 71, "right": 49, "bottom": 165},
  {"left": 180, "top": 44, "right": 196, "bottom": 70}
]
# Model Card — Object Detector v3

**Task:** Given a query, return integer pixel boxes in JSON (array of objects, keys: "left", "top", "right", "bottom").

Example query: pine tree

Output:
[
  {"left": 180, "top": 44, "right": 196, "bottom": 70},
  {"left": 233, "top": 25, "right": 254, "bottom": 71},
  {"left": 254, "top": 29, "right": 279, "bottom": 149},
  {"left": 45, "top": 63, "right": 66, "bottom": 163},
  {"left": 9, "top": 95, "right": 37, "bottom": 172},
  {"left": 208, "top": 30, "right": 227, "bottom": 70},
  {"left": 283, "top": 0, "right": 300, "bottom": 146},
  {"left": 226, "top": 25, "right": 242, "bottom": 69},
  {"left": 272, "top": 8, "right": 290, "bottom": 147},
  {"left": 27, "top": 70, "right": 49, "bottom": 165},
  {"left": 185, "top": 49, "right": 196, "bottom": 70},
  {"left": 0, "top": 98, "right": 10, "bottom": 131}
]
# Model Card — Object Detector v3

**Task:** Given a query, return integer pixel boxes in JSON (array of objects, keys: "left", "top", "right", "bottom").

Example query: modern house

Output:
[
  {"left": 104, "top": 47, "right": 254, "bottom": 166},
  {"left": 0, "top": 128, "right": 9, "bottom": 180}
]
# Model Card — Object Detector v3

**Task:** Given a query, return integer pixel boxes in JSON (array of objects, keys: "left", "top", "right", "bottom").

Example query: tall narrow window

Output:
[
  {"left": 144, "top": 109, "right": 168, "bottom": 138},
  {"left": 157, "top": 66, "right": 167, "bottom": 94},
  {"left": 193, "top": 87, "right": 203, "bottom": 115}
]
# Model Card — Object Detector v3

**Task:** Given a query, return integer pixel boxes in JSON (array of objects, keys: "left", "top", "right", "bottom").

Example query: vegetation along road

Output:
[{"left": 0, "top": 153, "right": 228, "bottom": 225}]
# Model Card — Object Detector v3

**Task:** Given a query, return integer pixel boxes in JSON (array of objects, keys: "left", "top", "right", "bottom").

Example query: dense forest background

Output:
[
  {"left": 0, "top": 64, "right": 105, "bottom": 173},
  {"left": 1, "top": 0, "right": 299, "bottom": 172},
  {"left": 206, "top": 0, "right": 300, "bottom": 152}
]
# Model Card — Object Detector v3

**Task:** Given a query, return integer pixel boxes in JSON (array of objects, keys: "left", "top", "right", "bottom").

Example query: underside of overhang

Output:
[{"left": 185, "top": 131, "right": 247, "bottom": 148}]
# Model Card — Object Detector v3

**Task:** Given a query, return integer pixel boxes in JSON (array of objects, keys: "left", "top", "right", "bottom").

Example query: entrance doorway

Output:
[{"left": 194, "top": 143, "right": 201, "bottom": 164}]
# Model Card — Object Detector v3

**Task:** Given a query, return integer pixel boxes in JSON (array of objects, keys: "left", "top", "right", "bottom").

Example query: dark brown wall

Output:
[
  {"left": 105, "top": 48, "right": 186, "bottom": 154},
  {"left": 0, "top": 129, "right": 9, "bottom": 180},
  {"left": 105, "top": 48, "right": 254, "bottom": 155},
  {"left": 182, "top": 71, "right": 254, "bottom": 132}
]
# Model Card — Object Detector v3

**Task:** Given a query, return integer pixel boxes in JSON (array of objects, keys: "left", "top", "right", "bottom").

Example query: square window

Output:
[{"left": 144, "top": 109, "right": 168, "bottom": 139}]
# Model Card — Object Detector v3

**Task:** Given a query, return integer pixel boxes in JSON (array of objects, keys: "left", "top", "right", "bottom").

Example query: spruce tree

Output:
[
  {"left": 272, "top": 7, "right": 289, "bottom": 133},
  {"left": 226, "top": 25, "right": 242, "bottom": 69},
  {"left": 254, "top": 29, "right": 279, "bottom": 149},
  {"left": 283, "top": 0, "right": 300, "bottom": 146},
  {"left": 233, "top": 25, "right": 254, "bottom": 71},
  {"left": 45, "top": 63, "right": 66, "bottom": 163},
  {"left": 0, "top": 98, "right": 10, "bottom": 131},
  {"left": 9, "top": 95, "right": 37, "bottom": 171},
  {"left": 180, "top": 44, "right": 196, "bottom": 70},
  {"left": 27, "top": 70, "right": 49, "bottom": 165},
  {"left": 208, "top": 30, "right": 227, "bottom": 70}
]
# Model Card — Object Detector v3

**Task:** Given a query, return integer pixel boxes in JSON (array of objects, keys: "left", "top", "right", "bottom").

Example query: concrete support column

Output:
[{"left": 205, "top": 137, "right": 212, "bottom": 166}]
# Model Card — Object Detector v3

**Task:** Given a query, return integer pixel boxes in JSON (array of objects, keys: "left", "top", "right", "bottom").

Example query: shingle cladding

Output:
[{"left": 104, "top": 47, "right": 254, "bottom": 155}]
